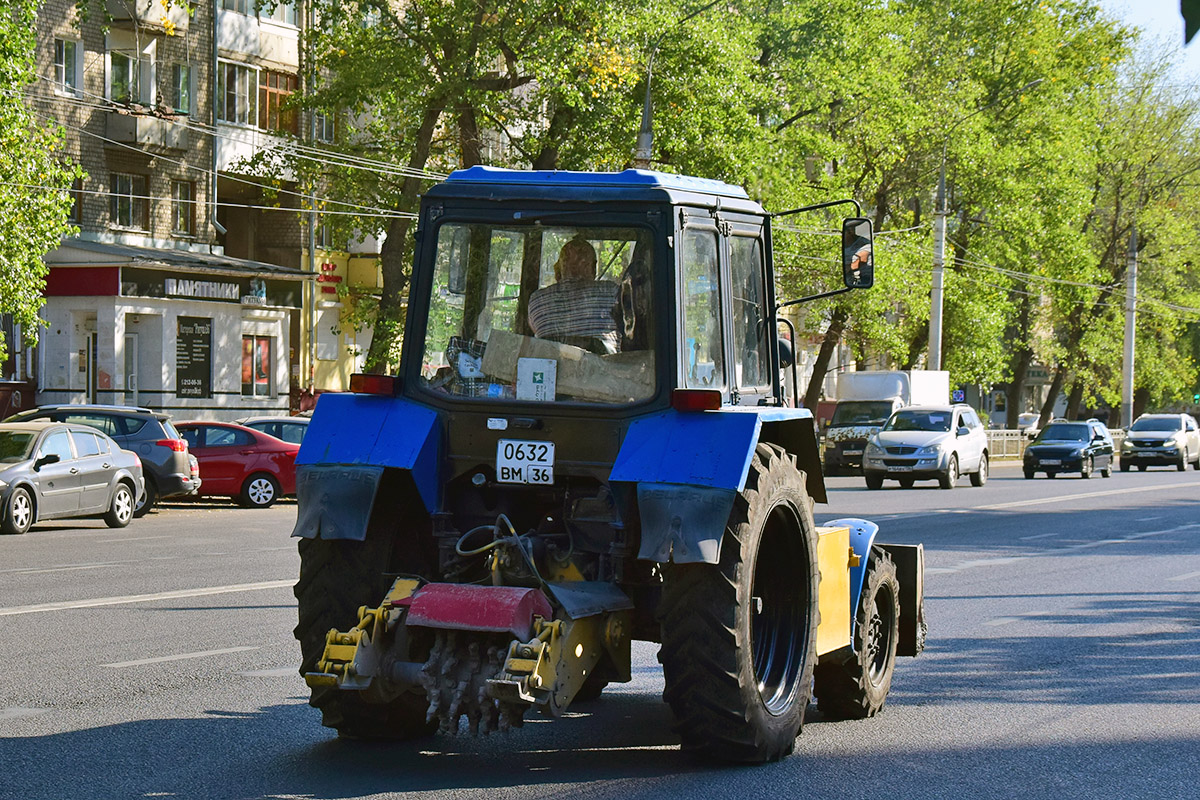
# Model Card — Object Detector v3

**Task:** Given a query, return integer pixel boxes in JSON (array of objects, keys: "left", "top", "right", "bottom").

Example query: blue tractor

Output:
[{"left": 292, "top": 167, "right": 924, "bottom": 762}]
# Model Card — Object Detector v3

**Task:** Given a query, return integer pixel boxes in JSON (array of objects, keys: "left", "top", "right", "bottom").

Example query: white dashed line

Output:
[
  {"left": 102, "top": 646, "right": 260, "bottom": 668},
  {"left": 1018, "top": 532, "right": 1058, "bottom": 540},
  {"left": 97, "top": 535, "right": 172, "bottom": 544},
  {"left": 980, "top": 482, "right": 1196, "bottom": 510},
  {"left": 0, "top": 579, "right": 294, "bottom": 617},
  {"left": 1168, "top": 570, "right": 1200, "bottom": 582},
  {"left": 9, "top": 564, "right": 119, "bottom": 575},
  {"left": 0, "top": 707, "right": 49, "bottom": 721},
  {"left": 236, "top": 667, "right": 297, "bottom": 677}
]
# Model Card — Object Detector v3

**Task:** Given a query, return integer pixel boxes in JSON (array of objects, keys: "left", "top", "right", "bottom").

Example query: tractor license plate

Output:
[
  {"left": 496, "top": 439, "right": 555, "bottom": 484},
  {"left": 888, "top": 465, "right": 914, "bottom": 472},
  {"left": 1040, "top": 459, "right": 1061, "bottom": 466}
]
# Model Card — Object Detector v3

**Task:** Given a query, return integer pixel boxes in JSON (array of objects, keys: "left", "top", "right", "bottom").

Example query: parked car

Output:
[
  {"left": 4, "top": 404, "right": 199, "bottom": 516},
  {"left": 176, "top": 421, "right": 298, "bottom": 508},
  {"left": 0, "top": 421, "right": 144, "bottom": 534},
  {"left": 1120, "top": 413, "right": 1200, "bottom": 471},
  {"left": 862, "top": 404, "right": 989, "bottom": 489},
  {"left": 234, "top": 415, "right": 309, "bottom": 445},
  {"left": 1023, "top": 419, "right": 1113, "bottom": 479}
]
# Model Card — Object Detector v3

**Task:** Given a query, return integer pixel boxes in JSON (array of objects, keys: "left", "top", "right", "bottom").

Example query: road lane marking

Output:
[
  {"left": 1168, "top": 570, "right": 1200, "bottom": 581},
  {"left": 97, "top": 535, "right": 172, "bottom": 543},
  {"left": 102, "top": 646, "right": 260, "bottom": 668},
  {"left": 236, "top": 667, "right": 297, "bottom": 677},
  {"left": 0, "top": 707, "right": 49, "bottom": 721},
  {"left": 0, "top": 579, "right": 294, "bottom": 617},
  {"left": 1018, "top": 532, "right": 1058, "bottom": 540},
  {"left": 930, "top": 523, "right": 1200, "bottom": 575},
  {"left": 9, "top": 564, "right": 119, "bottom": 575},
  {"left": 979, "top": 481, "right": 1197, "bottom": 510}
]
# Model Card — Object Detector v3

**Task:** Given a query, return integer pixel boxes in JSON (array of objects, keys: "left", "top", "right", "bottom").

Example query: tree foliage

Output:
[
  {"left": 296, "top": 0, "right": 1200, "bottom": 413},
  {"left": 0, "top": 0, "right": 80, "bottom": 362}
]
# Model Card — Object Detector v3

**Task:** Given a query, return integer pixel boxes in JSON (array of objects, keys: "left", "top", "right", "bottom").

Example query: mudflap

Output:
[{"left": 878, "top": 543, "right": 925, "bottom": 656}]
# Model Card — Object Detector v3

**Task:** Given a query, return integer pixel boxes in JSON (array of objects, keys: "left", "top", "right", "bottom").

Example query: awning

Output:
[{"left": 47, "top": 238, "right": 309, "bottom": 281}]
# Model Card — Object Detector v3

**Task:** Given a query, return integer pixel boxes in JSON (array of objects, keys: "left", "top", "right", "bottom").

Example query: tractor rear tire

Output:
[
  {"left": 295, "top": 531, "right": 434, "bottom": 740},
  {"left": 814, "top": 546, "right": 900, "bottom": 720},
  {"left": 658, "top": 443, "right": 819, "bottom": 763}
]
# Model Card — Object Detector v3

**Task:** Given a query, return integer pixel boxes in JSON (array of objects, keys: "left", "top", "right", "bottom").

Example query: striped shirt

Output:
[{"left": 527, "top": 280, "right": 620, "bottom": 351}]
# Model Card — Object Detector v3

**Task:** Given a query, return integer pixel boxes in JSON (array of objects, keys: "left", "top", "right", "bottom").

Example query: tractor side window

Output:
[
  {"left": 681, "top": 229, "right": 725, "bottom": 390},
  {"left": 730, "top": 236, "right": 770, "bottom": 392}
]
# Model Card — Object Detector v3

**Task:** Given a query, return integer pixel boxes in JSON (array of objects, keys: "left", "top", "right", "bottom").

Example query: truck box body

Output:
[{"left": 823, "top": 371, "right": 949, "bottom": 473}]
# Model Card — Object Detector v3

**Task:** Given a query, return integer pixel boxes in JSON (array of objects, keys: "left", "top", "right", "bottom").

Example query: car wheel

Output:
[
  {"left": 1, "top": 487, "right": 34, "bottom": 535},
  {"left": 239, "top": 473, "right": 280, "bottom": 508},
  {"left": 133, "top": 479, "right": 158, "bottom": 518},
  {"left": 1120, "top": 461, "right": 1130, "bottom": 472},
  {"left": 970, "top": 454, "right": 988, "bottom": 487},
  {"left": 1024, "top": 469, "right": 1035, "bottom": 479},
  {"left": 104, "top": 482, "right": 135, "bottom": 528},
  {"left": 1137, "top": 464, "right": 1147, "bottom": 472},
  {"left": 865, "top": 473, "right": 884, "bottom": 490},
  {"left": 1081, "top": 457, "right": 1093, "bottom": 479},
  {"left": 898, "top": 478, "right": 915, "bottom": 489},
  {"left": 1101, "top": 461, "right": 1112, "bottom": 478},
  {"left": 938, "top": 455, "right": 958, "bottom": 490},
  {"left": 1047, "top": 471, "right": 1057, "bottom": 479},
  {"left": 1177, "top": 452, "right": 1187, "bottom": 472}
]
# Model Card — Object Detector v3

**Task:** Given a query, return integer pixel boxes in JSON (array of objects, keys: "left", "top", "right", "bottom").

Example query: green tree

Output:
[{"left": 0, "top": 0, "right": 80, "bottom": 363}]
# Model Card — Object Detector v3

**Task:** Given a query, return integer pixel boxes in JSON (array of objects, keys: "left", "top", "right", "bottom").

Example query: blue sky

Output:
[{"left": 1099, "top": 0, "right": 1200, "bottom": 84}]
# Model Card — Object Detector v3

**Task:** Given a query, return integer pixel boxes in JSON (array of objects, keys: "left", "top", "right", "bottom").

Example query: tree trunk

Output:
[
  {"left": 1064, "top": 379, "right": 1085, "bottom": 420},
  {"left": 1038, "top": 366, "right": 1067, "bottom": 429},
  {"left": 802, "top": 308, "right": 847, "bottom": 410},
  {"left": 1006, "top": 348, "right": 1031, "bottom": 430},
  {"left": 902, "top": 321, "right": 928, "bottom": 370},
  {"left": 363, "top": 98, "right": 443, "bottom": 373}
]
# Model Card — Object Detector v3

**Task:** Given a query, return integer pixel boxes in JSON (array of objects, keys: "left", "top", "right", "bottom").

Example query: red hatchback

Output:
[{"left": 176, "top": 422, "right": 298, "bottom": 508}]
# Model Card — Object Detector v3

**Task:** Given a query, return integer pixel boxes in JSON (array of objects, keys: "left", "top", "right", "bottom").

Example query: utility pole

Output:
[
  {"left": 930, "top": 154, "right": 948, "bottom": 370},
  {"left": 1121, "top": 226, "right": 1138, "bottom": 428}
]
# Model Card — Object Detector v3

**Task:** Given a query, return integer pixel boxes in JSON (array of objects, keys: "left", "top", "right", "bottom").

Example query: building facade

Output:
[{"left": 26, "top": 0, "right": 311, "bottom": 420}]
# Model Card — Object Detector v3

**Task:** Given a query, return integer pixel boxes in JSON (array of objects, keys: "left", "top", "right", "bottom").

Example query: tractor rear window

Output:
[{"left": 419, "top": 222, "right": 656, "bottom": 405}]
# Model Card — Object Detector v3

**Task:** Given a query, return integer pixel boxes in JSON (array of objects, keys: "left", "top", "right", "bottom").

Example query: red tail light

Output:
[
  {"left": 671, "top": 388, "right": 722, "bottom": 412},
  {"left": 350, "top": 373, "right": 400, "bottom": 395},
  {"left": 156, "top": 439, "right": 187, "bottom": 452}
]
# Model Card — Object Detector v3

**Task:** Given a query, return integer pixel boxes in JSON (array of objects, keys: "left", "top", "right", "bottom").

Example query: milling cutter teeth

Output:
[{"left": 418, "top": 630, "right": 529, "bottom": 735}]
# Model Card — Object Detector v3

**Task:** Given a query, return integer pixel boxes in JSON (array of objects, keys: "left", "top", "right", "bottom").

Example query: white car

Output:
[
  {"left": 1120, "top": 413, "right": 1200, "bottom": 471},
  {"left": 862, "top": 404, "right": 989, "bottom": 489}
]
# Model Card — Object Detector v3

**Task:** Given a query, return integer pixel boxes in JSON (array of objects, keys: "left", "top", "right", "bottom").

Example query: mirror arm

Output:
[
  {"left": 772, "top": 199, "right": 862, "bottom": 218},
  {"left": 776, "top": 286, "right": 852, "bottom": 311},
  {"left": 775, "top": 315, "right": 799, "bottom": 407}
]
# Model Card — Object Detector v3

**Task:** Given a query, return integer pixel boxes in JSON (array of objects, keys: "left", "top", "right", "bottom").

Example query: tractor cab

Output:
[{"left": 407, "top": 167, "right": 789, "bottom": 411}]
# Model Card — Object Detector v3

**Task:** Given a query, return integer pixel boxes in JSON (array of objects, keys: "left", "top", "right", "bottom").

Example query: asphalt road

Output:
[{"left": 2, "top": 463, "right": 1198, "bottom": 800}]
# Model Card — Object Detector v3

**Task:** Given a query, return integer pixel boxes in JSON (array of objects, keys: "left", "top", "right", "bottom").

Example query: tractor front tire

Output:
[
  {"left": 658, "top": 443, "right": 819, "bottom": 763},
  {"left": 295, "top": 532, "right": 433, "bottom": 740},
  {"left": 814, "top": 546, "right": 900, "bottom": 720}
]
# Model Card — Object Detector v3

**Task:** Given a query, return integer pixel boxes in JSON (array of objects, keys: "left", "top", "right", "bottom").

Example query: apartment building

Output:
[{"left": 24, "top": 0, "right": 310, "bottom": 420}]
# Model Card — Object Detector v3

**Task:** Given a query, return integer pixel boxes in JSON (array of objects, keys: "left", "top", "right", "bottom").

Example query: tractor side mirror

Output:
[
  {"left": 842, "top": 218, "right": 874, "bottom": 290},
  {"left": 777, "top": 335, "right": 795, "bottom": 369}
]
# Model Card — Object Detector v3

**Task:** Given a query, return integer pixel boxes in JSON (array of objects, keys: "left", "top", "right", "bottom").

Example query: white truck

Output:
[{"left": 822, "top": 370, "right": 950, "bottom": 473}]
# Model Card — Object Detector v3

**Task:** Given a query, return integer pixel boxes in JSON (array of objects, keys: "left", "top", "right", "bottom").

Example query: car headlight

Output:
[
  {"left": 916, "top": 444, "right": 942, "bottom": 456},
  {"left": 1163, "top": 439, "right": 1179, "bottom": 451},
  {"left": 1121, "top": 440, "right": 1132, "bottom": 449},
  {"left": 865, "top": 442, "right": 884, "bottom": 456}
]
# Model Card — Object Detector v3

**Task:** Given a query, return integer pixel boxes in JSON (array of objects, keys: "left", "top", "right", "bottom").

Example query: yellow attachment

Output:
[
  {"left": 489, "top": 612, "right": 612, "bottom": 715},
  {"left": 815, "top": 524, "right": 853, "bottom": 656},
  {"left": 304, "top": 576, "right": 421, "bottom": 691}
]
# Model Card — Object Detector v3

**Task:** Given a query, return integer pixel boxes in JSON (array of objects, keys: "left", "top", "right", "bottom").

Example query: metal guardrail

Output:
[{"left": 987, "top": 429, "right": 1125, "bottom": 460}]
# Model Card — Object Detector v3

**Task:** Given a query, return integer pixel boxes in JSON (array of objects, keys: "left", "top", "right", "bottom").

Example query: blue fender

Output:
[
  {"left": 825, "top": 517, "right": 880, "bottom": 639},
  {"left": 611, "top": 407, "right": 822, "bottom": 564},
  {"left": 291, "top": 393, "right": 441, "bottom": 540}
]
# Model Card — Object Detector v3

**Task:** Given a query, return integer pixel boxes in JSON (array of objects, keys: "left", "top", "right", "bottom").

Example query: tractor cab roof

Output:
[{"left": 425, "top": 166, "right": 766, "bottom": 215}]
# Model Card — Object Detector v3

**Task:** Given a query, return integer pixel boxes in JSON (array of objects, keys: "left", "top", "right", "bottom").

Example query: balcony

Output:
[
  {"left": 105, "top": 0, "right": 192, "bottom": 33},
  {"left": 106, "top": 113, "right": 187, "bottom": 150}
]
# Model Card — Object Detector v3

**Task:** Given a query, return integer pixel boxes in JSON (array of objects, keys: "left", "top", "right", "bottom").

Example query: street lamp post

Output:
[{"left": 928, "top": 79, "right": 1042, "bottom": 371}]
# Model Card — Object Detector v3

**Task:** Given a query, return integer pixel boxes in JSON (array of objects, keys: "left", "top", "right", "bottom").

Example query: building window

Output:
[
  {"left": 242, "top": 336, "right": 272, "bottom": 397},
  {"left": 110, "top": 173, "right": 148, "bottom": 230},
  {"left": 259, "top": 71, "right": 298, "bottom": 133},
  {"left": 171, "top": 181, "right": 195, "bottom": 235},
  {"left": 315, "top": 111, "right": 336, "bottom": 143},
  {"left": 54, "top": 39, "right": 79, "bottom": 94},
  {"left": 220, "top": 0, "right": 252, "bottom": 13},
  {"left": 69, "top": 177, "right": 83, "bottom": 224},
  {"left": 109, "top": 51, "right": 140, "bottom": 104},
  {"left": 315, "top": 220, "right": 332, "bottom": 248},
  {"left": 173, "top": 63, "right": 193, "bottom": 114},
  {"left": 217, "top": 61, "right": 257, "bottom": 126},
  {"left": 260, "top": 1, "right": 298, "bottom": 26}
]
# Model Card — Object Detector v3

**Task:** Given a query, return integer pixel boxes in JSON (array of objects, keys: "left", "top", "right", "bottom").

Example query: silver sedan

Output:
[{"left": 0, "top": 421, "right": 145, "bottom": 535}]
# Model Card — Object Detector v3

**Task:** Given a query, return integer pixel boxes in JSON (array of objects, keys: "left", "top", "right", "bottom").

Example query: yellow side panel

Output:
[{"left": 815, "top": 525, "right": 852, "bottom": 656}]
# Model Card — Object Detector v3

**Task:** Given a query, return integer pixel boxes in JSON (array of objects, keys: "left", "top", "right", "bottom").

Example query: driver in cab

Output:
[{"left": 527, "top": 237, "right": 620, "bottom": 354}]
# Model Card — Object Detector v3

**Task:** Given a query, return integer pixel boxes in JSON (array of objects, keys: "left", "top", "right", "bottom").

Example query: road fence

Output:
[{"left": 987, "top": 429, "right": 1125, "bottom": 460}]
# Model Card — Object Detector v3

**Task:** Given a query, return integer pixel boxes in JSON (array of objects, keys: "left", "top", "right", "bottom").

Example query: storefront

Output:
[{"left": 38, "top": 240, "right": 306, "bottom": 421}]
